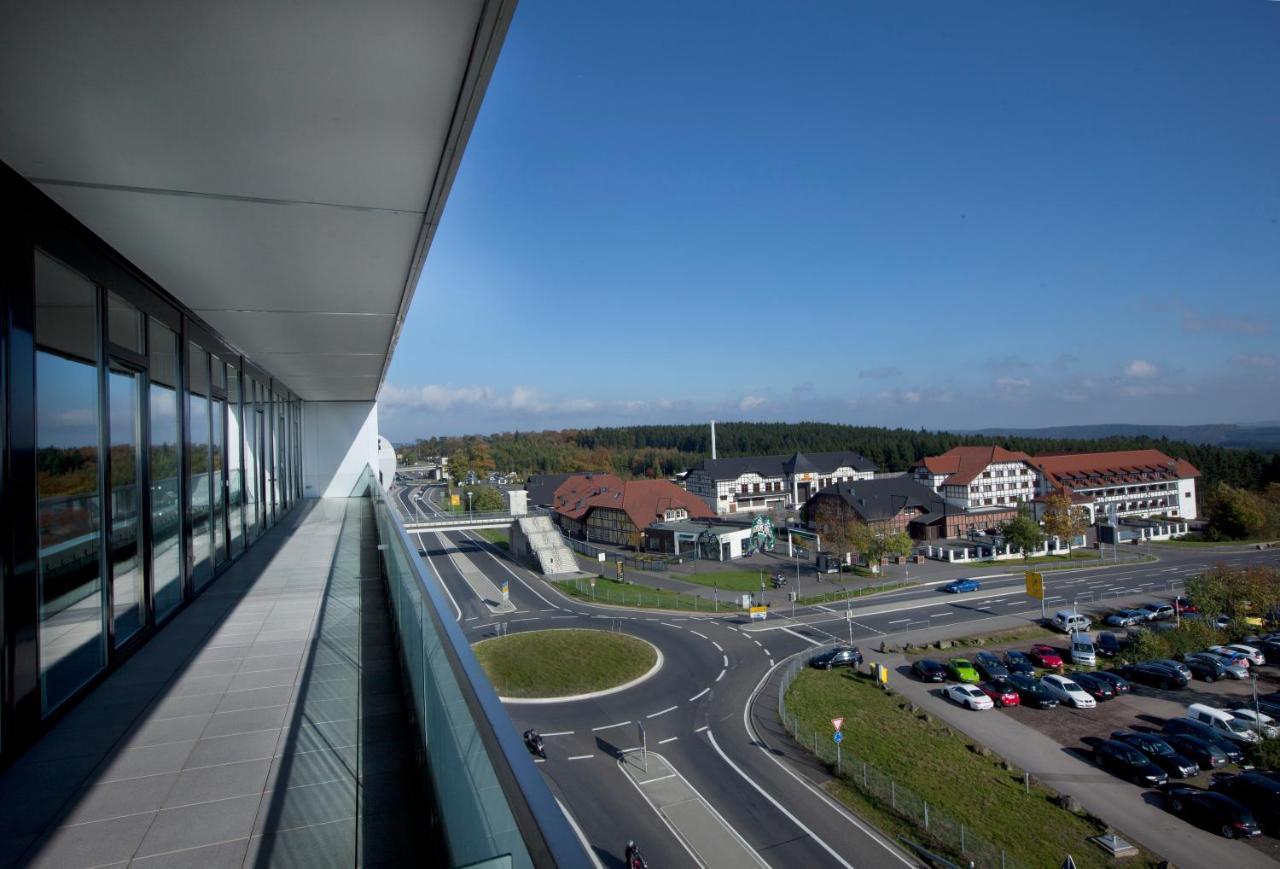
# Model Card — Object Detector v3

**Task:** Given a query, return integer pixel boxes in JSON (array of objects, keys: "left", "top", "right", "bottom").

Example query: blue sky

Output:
[{"left": 382, "top": 0, "right": 1280, "bottom": 439}]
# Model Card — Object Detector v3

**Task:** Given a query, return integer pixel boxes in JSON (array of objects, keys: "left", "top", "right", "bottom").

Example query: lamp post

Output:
[
  {"left": 466, "top": 490, "right": 472, "bottom": 519},
  {"left": 841, "top": 585, "right": 853, "bottom": 645}
]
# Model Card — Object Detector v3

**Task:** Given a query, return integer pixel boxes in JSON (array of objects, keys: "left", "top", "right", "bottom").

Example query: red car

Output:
[
  {"left": 1028, "top": 644, "right": 1064, "bottom": 670},
  {"left": 977, "top": 681, "right": 1020, "bottom": 707}
]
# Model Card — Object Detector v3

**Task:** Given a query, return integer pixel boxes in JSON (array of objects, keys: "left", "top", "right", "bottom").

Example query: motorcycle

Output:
[
  {"left": 523, "top": 729, "right": 546, "bottom": 759},
  {"left": 625, "top": 841, "right": 647, "bottom": 868}
]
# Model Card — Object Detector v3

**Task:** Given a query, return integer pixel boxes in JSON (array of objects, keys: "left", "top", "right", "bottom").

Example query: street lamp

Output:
[{"left": 466, "top": 490, "right": 472, "bottom": 519}]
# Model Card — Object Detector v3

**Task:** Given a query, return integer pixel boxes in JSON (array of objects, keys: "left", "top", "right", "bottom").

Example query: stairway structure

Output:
[{"left": 512, "top": 516, "right": 579, "bottom": 577}]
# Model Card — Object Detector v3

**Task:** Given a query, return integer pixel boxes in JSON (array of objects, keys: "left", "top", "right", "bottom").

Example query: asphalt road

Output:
[{"left": 393, "top": 481, "right": 1280, "bottom": 867}]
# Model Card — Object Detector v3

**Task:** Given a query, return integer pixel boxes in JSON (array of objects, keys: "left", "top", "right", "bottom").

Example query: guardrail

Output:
[{"left": 365, "top": 467, "right": 589, "bottom": 868}]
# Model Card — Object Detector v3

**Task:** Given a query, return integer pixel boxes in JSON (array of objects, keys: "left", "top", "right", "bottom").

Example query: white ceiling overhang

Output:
[{"left": 0, "top": 0, "right": 514, "bottom": 400}]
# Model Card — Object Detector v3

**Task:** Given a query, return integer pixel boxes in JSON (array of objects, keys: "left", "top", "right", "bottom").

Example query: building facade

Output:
[
  {"left": 549, "top": 473, "right": 715, "bottom": 548},
  {"left": 913, "top": 446, "right": 1039, "bottom": 509},
  {"left": 1032, "top": 450, "right": 1201, "bottom": 522},
  {"left": 686, "top": 450, "right": 876, "bottom": 515}
]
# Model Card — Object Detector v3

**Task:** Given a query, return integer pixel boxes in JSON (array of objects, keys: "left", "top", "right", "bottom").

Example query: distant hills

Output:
[{"left": 961, "top": 424, "right": 1280, "bottom": 454}]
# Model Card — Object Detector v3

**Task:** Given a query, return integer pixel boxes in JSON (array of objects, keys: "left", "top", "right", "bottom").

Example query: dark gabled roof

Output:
[
  {"left": 807, "top": 476, "right": 946, "bottom": 523},
  {"left": 525, "top": 472, "right": 578, "bottom": 507},
  {"left": 690, "top": 450, "right": 876, "bottom": 481}
]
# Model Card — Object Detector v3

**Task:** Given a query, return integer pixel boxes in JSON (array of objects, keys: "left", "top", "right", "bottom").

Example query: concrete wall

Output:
[{"left": 302, "top": 401, "right": 379, "bottom": 498}]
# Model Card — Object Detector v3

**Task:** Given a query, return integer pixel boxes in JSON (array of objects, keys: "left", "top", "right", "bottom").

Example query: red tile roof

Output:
[
  {"left": 914, "top": 446, "right": 1036, "bottom": 486},
  {"left": 552, "top": 473, "right": 714, "bottom": 530},
  {"left": 1032, "top": 449, "right": 1201, "bottom": 493}
]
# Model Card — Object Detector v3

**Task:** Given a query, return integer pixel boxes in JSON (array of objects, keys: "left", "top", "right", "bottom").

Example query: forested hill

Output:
[
  {"left": 399, "top": 422, "right": 1280, "bottom": 493},
  {"left": 965, "top": 424, "right": 1280, "bottom": 454}
]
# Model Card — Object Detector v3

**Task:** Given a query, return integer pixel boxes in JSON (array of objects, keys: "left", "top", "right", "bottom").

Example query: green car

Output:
[{"left": 949, "top": 658, "right": 980, "bottom": 683}]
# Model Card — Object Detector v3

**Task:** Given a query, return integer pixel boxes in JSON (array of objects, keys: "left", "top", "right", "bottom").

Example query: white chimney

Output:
[{"left": 710, "top": 420, "right": 717, "bottom": 460}]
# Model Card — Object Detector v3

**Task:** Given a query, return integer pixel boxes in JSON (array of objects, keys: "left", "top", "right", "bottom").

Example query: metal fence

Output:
[
  {"left": 563, "top": 576, "right": 722, "bottom": 612},
  {"left": 776, "top": 655, "right": 1025, "bottom": 869},
  {"left": 559, "top": 533, "right": 677, "bottom": 572}
]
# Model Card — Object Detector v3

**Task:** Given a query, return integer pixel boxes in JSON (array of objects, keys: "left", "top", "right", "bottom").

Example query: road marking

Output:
[
  {"left": 725, "top": 626, "right": 739, "bottom": 632},
  {"left": 706, "top": 731, "right": 857, "bottom": 869},
  {"left": 930, "top": 612, "right": 953, "bottom": 618},
  {"left": 464, "top": 616, "right": 478, "bottom": 621},
  {"left": 556, "top": 798, "right": 606, "bottom": 869},
  {"left": 763, "top": 648, "right": 771, "bottom": 656},
  {"left": 690, "top": 630, "right": 708, "bottom": 639},
  {"left": 658, "top": 736, "right": 680, "bottom": 746},
  {"left": 753, "top": 639, "right": 762, "bottom": 646},
  {"left": 648, "top": 705, "right": 679, "bottom": 719},
  {"left": 541, "top": 730, "right": 575, "bottom": 737},
  {"left": 716, "top": 669, "right": 726, "bottom": 682},
  {"left": 689, "top": 687, "right": 710, "bottom": 702},
  {"left": 713, "top": 641, "right": 724, "bottom": 652},
  {"left": 508, "top": 617, "right": 540, "bottom": 624},
  {"left": 568, "top": 754, "right": 595, "bottom": 761},
  {"left": 591, "top": 721, "right": 632, "bottom": 732},
  {"left": 816, "top": 605, "right": 840, "bottom": 614},
  {"left": 415, "top": 532, "right": 463, "bottom": 622},
  {"left": 888, "top": 618, "right": 910, "bottom": 624},
  {"left": 660, "top": 622, "right": 682, "bottom": 629},
  {"left": 782, "top": 627, "right": 823, "bottom": 647},
  {"left": 638, "top": 772, "right": 678, "bottom": 783},
  {"left": 695, "top": 725, "right": 709, "bottom": 733},
  {"left": 769, "top": 658, "right": 775, "bottom": 666},
  {"left": 533, "top": 758, "right": 545, "bottom": 763},
  {"left": 723, "top": 654, "right": 729, "bottom": 668}
]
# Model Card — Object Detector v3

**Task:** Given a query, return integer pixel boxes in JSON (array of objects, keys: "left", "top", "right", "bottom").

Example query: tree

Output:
[
  {"left": 1041, "top": 491, "right": 1089, "bottom": 557},
  {"left": 447, "top": 450, "right": 472, "bottom": 490},
  {"left": 1204, "top": 482, "right": 1271, "bottom": 541},
  {"left": 1002, "top": 510, "right": 1045, "bottom": 560},
  {"left": 881, "top": 530, "right": 914, "bottom": 560},
  {"left": 464, "top": 485, "right": 505, "bottom": 512},
  {"left": 812, "top": 498, "right": 860, "bottom": 563},
  {"left": 847, "top": 522, "right": 877, "bottom": 565}
]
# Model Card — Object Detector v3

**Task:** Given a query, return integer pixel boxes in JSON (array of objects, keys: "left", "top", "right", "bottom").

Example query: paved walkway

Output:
[{"left": 0, "top": 498, "right": 428, "bottom": 868}]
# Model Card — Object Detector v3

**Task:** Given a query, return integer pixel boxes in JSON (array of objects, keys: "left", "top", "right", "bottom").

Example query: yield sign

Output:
[{"left": 831, "top": 717, "right": 845, "bottom": 732}]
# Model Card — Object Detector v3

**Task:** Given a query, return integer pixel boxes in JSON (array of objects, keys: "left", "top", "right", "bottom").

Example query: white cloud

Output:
[
  {"left": 995, "top": 377, "right": 1030, "bottom": 389},
  {"left": 1234, "top": 353, "right": 1278, "bottom": 369},
  {"left": 738, "top": 395, "right": 767, "bottom": 411},
  {"left": 1124, "top": 359, "right": 1159, "bottom": 379}
]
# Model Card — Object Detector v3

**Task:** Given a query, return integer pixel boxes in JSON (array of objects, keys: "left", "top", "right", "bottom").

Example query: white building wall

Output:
[
  {"left": 1178, "top": 477, "right": 1198, "bottom": 521},
  {"left": 302, "top": 400, "right": 379, "bottom": 498}
]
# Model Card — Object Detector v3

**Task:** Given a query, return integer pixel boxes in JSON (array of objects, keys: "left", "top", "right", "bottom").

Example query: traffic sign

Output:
[
  {"left": 831, "top": 717, "right": 845, "bottom": 732},
  {"left": 833, "top": 731, "right": 843, "bottom": 744},
  {"left": 616, "top": 560, "right": 624, "bottom": 581},
  {"left": 749, "top": 605, "right": 768, "bottom": 621},
  {"left": 499, "top": 580, "right": 509, "bottom": 602},
  {"left": 1025, "top": 571, "right": 1044, "bottom": 600}
]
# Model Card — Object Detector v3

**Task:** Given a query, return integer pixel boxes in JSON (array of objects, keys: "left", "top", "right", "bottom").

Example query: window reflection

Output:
[
  {"left": 109, "top": 367, "right": 144, "bottom": 645},
  {"left": 150, "top": 319, "right": 182, "bottom": 619},
  {"left": 188, "top": 343, "right": 212, "bottom": 590}
]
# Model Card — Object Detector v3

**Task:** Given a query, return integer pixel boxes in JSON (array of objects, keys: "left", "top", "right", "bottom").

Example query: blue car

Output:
[{"left": 943, "top": 578, "right": 981, "bottom": 594}]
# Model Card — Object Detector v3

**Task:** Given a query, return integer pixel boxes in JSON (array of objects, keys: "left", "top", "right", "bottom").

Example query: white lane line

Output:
[
  {"left": 725, "top": 626, "right": 739, "bottom": 632},
  {"left": 464, "top": 616, "right": 479, "bottom": 622},
  {"left": 716, "top": 669, "right": 726, "bottom": 682},
  {"left": 706, "top": 730, "right": 856, "bottom": 869},
  {"left": 782, "top": 627, "right": 823, "bottom": 647},
  {"left": 930, "top": 612, "right": 953, "bottom": 618},
  {"left": 549, "top": 615, "right": 576, "bottom": 619},
  {"left": 508, "top": 617, "right": 540, "bottom": 624},
  {"left": 568, "top": 754, "right": 595, "bottom": 761},
  {"left": 722, "top": 655, "right": 729, "bottom": 668},
  {"left": 689, "top": 687, "right": 710, "bottom": 702},
  {"left": 658, "top": 736, "right": 679, "bottom": 745},
  {"left": 415, "top": 532, "right": 463, "bottom": 622},
  {"left": 638, "top": 772, "right": 678, "bottom": 784},
  {"left": 647, "top": 705, "right": 679, "bottom": 719},
  {"left": 556, "top": 798, "right": 607, "bottom": 869},
  {"left": 591, "top": 721, "right": 632, "bottom": 732},
  {"left": 660, "top": 622, "right": 682, "bottom": 629},
  {"left": 713, "top": 641, "right": 724, "bottom": 652},
  {"left": 888, "top": 618, "right": 910, "bottom": 625},
  {"left": 695, "top": 726, "right": 709, "bottom": 733},
  {"left": 541, "top": 730, "right": 575, "bottom": 737},
  {"left": 534, "top": 758, "right": 546, "bottom": 763},
  {"left": 763, "top": 649, "right": 771, "bottom": 656},
  {"left": 690, "top": 630, "right": 708, "bottom": 639},
  {"left": 769, "top": 659, "right": 775, "bottom": 667},
  {"left": 752, "top": 639, "right": 762, "bottom": 646}
]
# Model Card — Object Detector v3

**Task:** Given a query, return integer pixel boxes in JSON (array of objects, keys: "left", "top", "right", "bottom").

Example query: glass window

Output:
[
  {"left": 34, "top": 250, "right": 105, "bottom": 714},
  {"left": 108, "top": 365, "right": 144, "bottom": 645},
  {"left": 149, "top": 319, "right": 183, "bottom": 619},
  {"left": 228, "top": 360, "right": 244, "bottom": 556},
  {"left": 245, "top": 378, "right": 260, "bottom": 541},
  {"left": 188, "top": 342, "right": 213, "bottom": 590},
  {"left": 106, "top": 291, "right": 144, "bottom": 354},
  {"left": 211, "top": 393, "right": 226, "bottom": 568}
]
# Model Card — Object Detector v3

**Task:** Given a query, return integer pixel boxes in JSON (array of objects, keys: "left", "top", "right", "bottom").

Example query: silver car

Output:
[{"left": 1191, "top": 652, "right": 1248, "bottom": 679}]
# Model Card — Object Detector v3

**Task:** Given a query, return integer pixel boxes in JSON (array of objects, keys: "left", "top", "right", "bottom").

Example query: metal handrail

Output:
[{"left": 367, "top": 469, "right": 590, "bottom": 868}]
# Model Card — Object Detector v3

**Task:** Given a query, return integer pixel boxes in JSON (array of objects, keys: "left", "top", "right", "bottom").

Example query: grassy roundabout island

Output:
[{"left": 474, "top": 629, "right": 658, "bottom": 699}]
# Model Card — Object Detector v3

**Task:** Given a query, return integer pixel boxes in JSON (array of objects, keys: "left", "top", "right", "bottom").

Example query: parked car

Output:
[
  {"left": 1254, "top": 639, "right": 1280, "bottom": 665},
  {"left": 1141, "top": 602, "right": 1176, "bottom": 621},
  {"left": 1207, "top": 646, "right": 1252, "bottom": 669},
  {"left": 1221, "top": 644, "right": 1265, "bottom": 667},
  {"left": 1229, "top": 697, "right": 1280, "bottom": 720},
  {"left": 973, "top": 651, "right": 1009, "bottom": 682},
  {"left": 1162, "top": 732, "right": 1230, "bottom": 770},
  {"left": 1107, "top": 609, "right": 1148, "bottom": 627},
  {"left": 1093, "top": 739, "right": 1169, "bottom": 787},
  {"left": 1069, "top": 671, "right": 1115, "bottom": 702},
  {"left": 1051, "top": 610, "right": 1091, "bottom": 633},
  {"left": 1069, "top": 633, "right": 1096, "bottom": 666},
  {"left": 911, "top": 659, "right": 947, "bottom": 683},
  {"left": 1004, "top": 650, "right": 1036, "bottom": 675},
  {"left": 976, "top": 680, "right": 1020, "bottom": 707},
  {"left": 1161, "top": 718, "right": 1246, "bottom": 763},
  {"left": 1186, "top": 704, "right": 1262, "bottom": 745},
  {"left": 1229, "top": 708, "right": 1280, "bottom": 740},
  {"left": 1165, "top": 786, "right": 1261, "bottom": 839},
  {"left": 1089, "top": 670, "right": 1131, "bottom": 695},
  {"left": 1210, "top": 772, "right": 1280, "bottom": 833},
  {"left": 943, "top": 578, "right": 981, "bottom": 593},
  {"left": 945, "top": 683, "right": 994, "bottom": 710},
  {"left": 1028, "top": 644, "right": 1064, "bottom": 670},
  {"left": 1041, "top": 674, "right": 1096, "bottom": 708},
  {"left": 1195, "top": 652, "right": 1249, "bottom": 680},
  {"left": 948, "top": 658, "right": 980, "bottom": 683},
  {"left": 1109, "top": 731, "right": 1199, "bottom": 779},
  {"left": 1181, "top": 653, "right": 1231, "bottom": 683},
  {"left": 810, "top": 646, "right": 863, "bottom": 670},
  {"left": 1156, "top": 659, "right": 1192, "bottom": 681},
  {"left": 1175, "top": 596, "right": 1199, "bottom": 613},
  {"left": 1114, "top": 661, "right": 1188, "bottom": 690},
  {"left": 1005, "top": 673, "right": 1060, "bottom": 709},
  {"left": 1096, "top": 631, "right": 1126, "bottom": 657}
]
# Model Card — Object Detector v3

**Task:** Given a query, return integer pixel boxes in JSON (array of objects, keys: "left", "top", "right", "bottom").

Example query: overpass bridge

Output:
[{"left": 401, "top": 511, "right": 519, "bottom": 532}]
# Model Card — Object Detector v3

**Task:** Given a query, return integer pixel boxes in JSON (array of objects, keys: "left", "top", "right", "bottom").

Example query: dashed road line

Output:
[
  {"left": 782, "top": 627, "right": 823, "bottom": 647},
  {"left": 591, "top": 721, "right": 632, "bottom": 732},
  {"left": 712, "top": 641, "right": 724, "bottom": 652},
  {"left": 647, "top": 705, "right": 678, "bottom": 719},
  {"left": 568, "top": 755, "right": 595, "bottom": 761},
  {"left": 695, "top": 725, "right": 709, "bottom": 733},
  {"left": 688, "top": 687, "right": 710, "bottom": 702},
  {"left": 658, "top": 736, "right": 679, "bottom": 745},
  {"left": 716, "top": 669, "right": 726, "bottom": 682},
  {"left": 722, "top": 654, "right": 729, "bottom": 668},
  {"left": 660, "top": 622, "right": 682, "bottom": 629},
  {"left": 763, "top": 648, "right": 770, "bottom": 656},
  {"left": 690, "top": 630, "right": 708, "bottom": 639}
]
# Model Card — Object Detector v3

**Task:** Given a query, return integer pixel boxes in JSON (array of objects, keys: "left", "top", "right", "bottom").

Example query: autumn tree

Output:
[
  {"left": 1002, "top": 509, "right": 1046, "bottom": 560},
  {"left": 1042, "top": 491, "right": 1089, "bottom": 557},
  {"left": 812, "top": 498, "right": 861, "bottom": 564}
]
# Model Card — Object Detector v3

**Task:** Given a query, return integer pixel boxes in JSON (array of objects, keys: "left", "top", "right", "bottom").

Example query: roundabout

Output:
[{"left": 474, "top": 628, "right": 662, "bottom": 702}]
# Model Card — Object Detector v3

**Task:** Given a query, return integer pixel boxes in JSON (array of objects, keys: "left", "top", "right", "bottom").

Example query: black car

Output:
[
  {"left": 1162, "top": 733, "right": 1230, "bottom": 771},
  {"left": 1005, "top": 673, "right": 1059, "bottom": 709},
  {"left": 1110, "top": 730, "right": 1199, "bottom": 779},
  {"left": 1096, "top": 631, "right": 1126, "bottom": 657},
  {"left": 1004, "top": 650, "right": 1036, "bottom": 676},
  {"left": 1181, "top": 653, "right": 1230, "bottom": 683},
  {"left": 1162, "top": 719, "right": 1245, "bottom": 764},
  {"left": 1093, "top": 739, "right": 1169, "bottom": 787},
  {"left": 1089, "top": 670, "right": 1131, "bottom": 695},
  {"left": 1070, "top": 672, "right": 1115, "bottom": 702},
  {"left": 1210, "top": 772, "right": 1280, "bottom": 833},
  {"left": 1253, "top": 639, "right": 1280, "bottom": 665},
  {"left": 911, "top": 659, "right": 947, "bottom": 683},
  {"left": 1165, "top": 786, "right": 1261, "bottom": 839},
  {"left": 973, "top": 650, "right": 1009, "bottom": 682},
  {"left": 1115, "top": 661, "right": 1188, "bottom": 690},
  {"left": 810, "top": 646, "right": 863, "bottom": 670}
]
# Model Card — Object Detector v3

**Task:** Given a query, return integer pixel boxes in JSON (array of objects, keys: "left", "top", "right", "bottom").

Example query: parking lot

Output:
[{"left": 904, "top": 627, "right": 1280, "bottom": 863}]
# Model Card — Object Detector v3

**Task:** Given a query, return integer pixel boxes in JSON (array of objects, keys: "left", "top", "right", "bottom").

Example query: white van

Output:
[
  {"left": 1051, "top": 610, "right": 1091, "bottom": 634},
  {"left": 1069, "top": 632, "right": 1096, "bottom": 666},
  {"left": 1186, "top": 703, "right": 1261, "bottom": 744}
]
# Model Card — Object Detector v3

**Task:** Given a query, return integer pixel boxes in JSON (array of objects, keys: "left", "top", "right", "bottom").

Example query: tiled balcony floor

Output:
[{"left": 0, "top": 498, "right": 428, "bottom": 868}]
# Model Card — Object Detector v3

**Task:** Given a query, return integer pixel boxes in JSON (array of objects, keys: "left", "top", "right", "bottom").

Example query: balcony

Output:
[{"left": 0, "top": 470, "right": 584, "bottom": 868}]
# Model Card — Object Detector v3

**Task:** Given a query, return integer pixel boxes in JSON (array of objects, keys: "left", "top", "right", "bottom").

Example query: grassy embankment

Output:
[
  {"left": 476, "top": 528, "right": 509, "bottom": 550},
  {"left": 553, "top": 576, "right": 725, "bottom": 612},
  {"left": 473, "top": 629, "right": 655, "bottom": 698}
]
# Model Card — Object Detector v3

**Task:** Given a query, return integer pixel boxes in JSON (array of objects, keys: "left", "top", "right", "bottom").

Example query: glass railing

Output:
[{"left": 362, "top": 467, "right": 589, "bottom": 868}]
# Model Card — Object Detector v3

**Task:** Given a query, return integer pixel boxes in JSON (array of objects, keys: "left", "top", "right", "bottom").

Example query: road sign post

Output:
[
  {"left": 833, "top": 729, "right": 843, "bottom": 773},
  {"left": 616, "top": 560, "right": 624, "bottom": 582},
  {"left": 500, "top": 580, "right": 509, "bottom": 604},
  {"left": 1025, "top": 571, "right": 1045, "bottom": 619}
]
